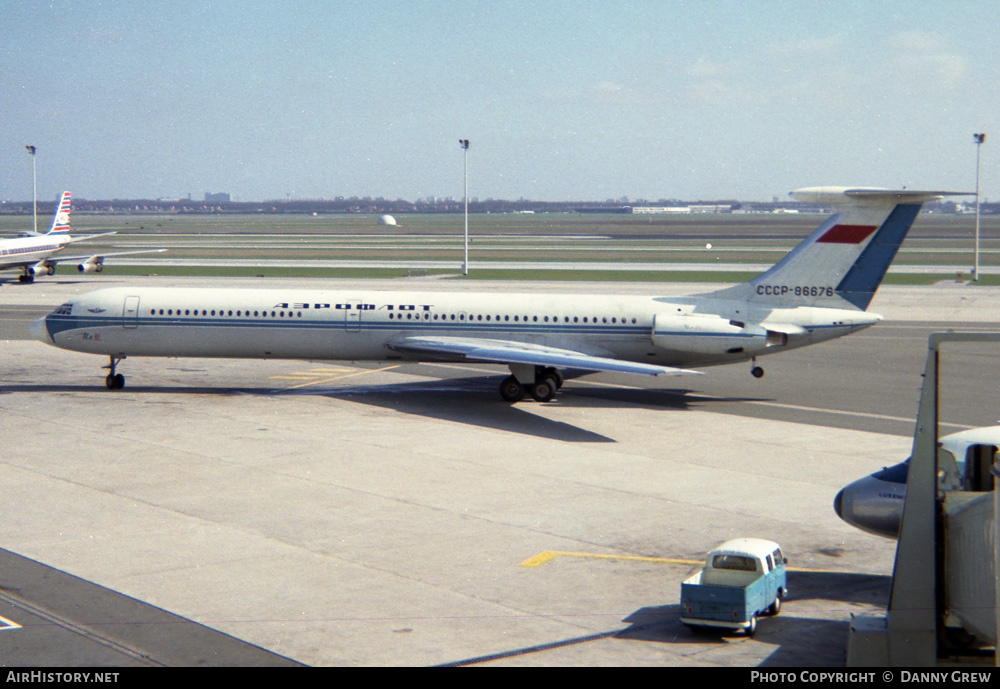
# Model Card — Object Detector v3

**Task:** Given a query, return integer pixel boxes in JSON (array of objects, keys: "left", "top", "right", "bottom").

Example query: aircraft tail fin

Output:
[
  {"left": 46, "top": 191, "right": 72, "bottom": 236},
  {"left": 710, "top": 187, "right": 972, "bottom": 310}
]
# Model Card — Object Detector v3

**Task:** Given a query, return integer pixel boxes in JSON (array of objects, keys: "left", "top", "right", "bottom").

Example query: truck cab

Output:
[{"left": 680, "top": 538, "right": 787, "bottom": 635}]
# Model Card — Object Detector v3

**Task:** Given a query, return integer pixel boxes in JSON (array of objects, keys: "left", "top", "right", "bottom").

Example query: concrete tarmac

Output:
[{"left": 1, "top": 276, "right": 998, "bottom": 666}]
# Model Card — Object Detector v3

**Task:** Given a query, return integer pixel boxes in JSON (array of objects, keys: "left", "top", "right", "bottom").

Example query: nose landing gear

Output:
[{"left": 104, "top": 356, "right": 126, "bottom": 390}]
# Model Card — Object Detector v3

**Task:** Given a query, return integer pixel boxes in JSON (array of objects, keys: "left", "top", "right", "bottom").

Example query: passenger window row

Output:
[
  {"left": 387, "top": 313, "right": 638, "bottom": 324},
  {"left": 150, "top": 308, "right": 303, "bottom": 318},
  {"left": 147, "top": 308, "right": 640, "bottom": 325}
]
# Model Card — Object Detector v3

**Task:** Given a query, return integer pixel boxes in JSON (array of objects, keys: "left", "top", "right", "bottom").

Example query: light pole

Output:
[
  {"left": 25, "top": 145, "right": 37, "bottom": 234},
  {"left": 973, "top": 133, "right": 986, "bottom": 282},
  {"left": 459, "top": 138, "right": 469, "bottom": 275}
]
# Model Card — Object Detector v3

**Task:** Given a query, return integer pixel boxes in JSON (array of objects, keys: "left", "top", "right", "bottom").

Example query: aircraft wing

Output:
[
  {"left": 50, "top": 248, "right": 167, "bottom": 264},
  {"left": 387, "top": 335, "right": 702, "bottom": 377},
  {"left": 64, "top": 231, "right": 118, "bottom": 244}
]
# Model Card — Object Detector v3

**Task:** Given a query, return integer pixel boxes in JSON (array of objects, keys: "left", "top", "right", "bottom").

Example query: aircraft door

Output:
[
  {"left": 341, "top": 299, "right": 362, "bottom": 333},
  {"left": 122, "top": 296, "right": 140, "bottom": 329},
  {"left": 964, "top": 444, "right": 998, "bottom": 492}
]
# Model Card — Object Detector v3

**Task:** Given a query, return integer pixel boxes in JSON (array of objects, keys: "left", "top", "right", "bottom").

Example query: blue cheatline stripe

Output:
[
  {"left": 835, "top": 203, "right": 921, "bottom": 310},
  {"left": 44, "top": 314, "right": 650, "bottom": 339},
  {"left": 44, "top": 313, "right": 850, "bottom": 344}
]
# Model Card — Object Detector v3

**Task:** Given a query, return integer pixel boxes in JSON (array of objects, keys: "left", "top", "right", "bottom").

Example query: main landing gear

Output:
[
  {"left": 104, "top": 356, "right": 126, "bottom": 390},
  {"left": 499, "top": 366, "right": 563, "bottom": 403}
]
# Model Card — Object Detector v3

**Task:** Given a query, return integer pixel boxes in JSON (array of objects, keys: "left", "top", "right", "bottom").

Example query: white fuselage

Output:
[
  {"left": 0, "top": 234, "right": 67, "bottom": 271},
  {"left": 35, "top": 285, "right": 879, "bottom": 369}
]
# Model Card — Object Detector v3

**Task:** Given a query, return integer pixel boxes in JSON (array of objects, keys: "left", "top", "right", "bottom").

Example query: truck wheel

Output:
[
  {"left": 768, "top": 596, "right": 781, "bottom": 616},
  {"left": 746, "top": 615, "right": 757, "bottom": 636}
]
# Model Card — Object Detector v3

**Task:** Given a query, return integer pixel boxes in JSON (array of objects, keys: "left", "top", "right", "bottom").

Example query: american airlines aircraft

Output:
[
  {"left": 32, "top": 187, "right": 968, "bottom": 398},
  {"left": 0, "top": 191, "right": 164, "bottom": 283}
]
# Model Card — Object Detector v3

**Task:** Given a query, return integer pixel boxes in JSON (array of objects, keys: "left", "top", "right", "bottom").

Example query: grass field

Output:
[{"left": 2, "top": 211, "right": 997, "bottom": 283}]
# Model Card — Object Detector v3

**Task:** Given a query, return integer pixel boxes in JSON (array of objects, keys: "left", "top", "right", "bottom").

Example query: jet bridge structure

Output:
[{"left": 847, "top": 332, "right": 999, "bottom": 667}]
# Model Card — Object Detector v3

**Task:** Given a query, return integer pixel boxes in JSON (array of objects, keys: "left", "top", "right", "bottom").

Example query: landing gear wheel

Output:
[
  {"left": 499, "top": 376, "right": 525, "bottom": 402},
  {"left": 767, "top": 596, "right": 781, "bottom": 616},
  {"left": 18, "top": 274, "right": 34, "bottom": 284},
  {"left": 531, "top": 375, "right": 558, "bottom": 402},
  {"left": 103, "top": 356, "right": 126, "bottom": 390},
  {"left": 751, "top": 366, "right": 764, "bottom": 379}
]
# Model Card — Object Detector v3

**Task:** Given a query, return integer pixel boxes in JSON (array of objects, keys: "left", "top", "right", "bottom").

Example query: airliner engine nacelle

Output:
[
  {"left": 29, "top": 261, "right": 55, "bottom": 277},
  {"left": 651, "top": 312, "right": 768, "bottom": 356},
  {"left": 78, "top": 259, "right": 104, "bottom": 273}
]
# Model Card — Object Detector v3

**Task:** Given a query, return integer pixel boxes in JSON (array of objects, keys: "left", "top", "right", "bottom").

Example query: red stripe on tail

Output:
[{"left": 816, "top": 224, "right": 877, "bottom": 244}]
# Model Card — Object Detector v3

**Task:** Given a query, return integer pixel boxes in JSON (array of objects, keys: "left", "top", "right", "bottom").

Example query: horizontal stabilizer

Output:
[{"left": 790, "top": 186, "right": 973, "bottom": 206}]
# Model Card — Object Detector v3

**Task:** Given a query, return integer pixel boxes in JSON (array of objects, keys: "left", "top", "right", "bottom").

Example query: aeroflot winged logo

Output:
[{"left": 87, "top": 307, "right": 107, "bottom": 314}]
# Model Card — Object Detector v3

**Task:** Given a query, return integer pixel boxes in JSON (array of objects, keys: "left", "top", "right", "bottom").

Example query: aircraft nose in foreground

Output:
[
  {"left": 30, "top": 315, "right": 52, "bottom": 344},
  {"left": 833, "top": 488, "right": 846, "bottom": 520}
]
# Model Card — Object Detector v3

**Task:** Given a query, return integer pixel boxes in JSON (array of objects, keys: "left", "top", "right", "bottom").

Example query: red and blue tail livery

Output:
[
  {"left": 716, "top": 187, "right": 971, "bottom": 310},
  {"left": 47, "top": 191, "right": 72, "bottom": 235},
  {"left": 1, "top": 191, "right": 164, "bottom": 283}
]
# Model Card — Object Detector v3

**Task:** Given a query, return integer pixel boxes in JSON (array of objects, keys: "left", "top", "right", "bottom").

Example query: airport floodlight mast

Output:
[
  {"left": 25, "top": 145, "right": 37, "bottom": 234},
  {"left": 459, "top": 138, "right": 469, "bottom": 275},
  {"left": 973, "top": 133, "right": 986, "bottom": 282}
]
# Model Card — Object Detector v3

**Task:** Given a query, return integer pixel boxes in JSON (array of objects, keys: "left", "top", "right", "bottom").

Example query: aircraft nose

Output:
[
  {"left": 833, "top": 488, "right": 846, "bottom": 520},
  {"left": 30, "top": 316, "right": 52, "bottom": 344}
]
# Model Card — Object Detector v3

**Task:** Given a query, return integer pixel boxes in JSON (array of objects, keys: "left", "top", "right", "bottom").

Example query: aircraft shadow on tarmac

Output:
[
  {"left": 282, "top": 375, "right": 768, "bottom": 443},
  {"left": 1, "top": 374, "right": 767, "bottom": 443}
]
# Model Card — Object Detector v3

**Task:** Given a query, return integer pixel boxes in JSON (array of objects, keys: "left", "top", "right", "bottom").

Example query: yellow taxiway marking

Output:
[
  {"left": 521, "top": 550, "right": 861, "bottom": 574},
  {"left": 274, "top": 365, "right": 403, "bottom": 390},
  {"left": 271, "top": 367, "right": 355, "bottom": 380},
  {"left": 520, "top": 551, "right": 702, "bottom": 567}
]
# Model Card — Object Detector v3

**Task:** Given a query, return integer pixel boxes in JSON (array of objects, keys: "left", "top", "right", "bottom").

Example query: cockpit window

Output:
[
  {"left": 873, "top": 461, "right": 909, "bottom": 484},
  {"left": 53, "top": 303, "right": 73, "bottom": 315}
]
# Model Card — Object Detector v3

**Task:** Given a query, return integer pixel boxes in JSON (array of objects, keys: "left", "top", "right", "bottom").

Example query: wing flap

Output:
[{"left": 387, "top": 335, "right": 701, "bottom": 377}]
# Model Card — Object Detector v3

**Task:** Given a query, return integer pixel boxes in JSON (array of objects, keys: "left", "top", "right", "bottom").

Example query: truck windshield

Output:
[{"left": 711, "top": 554, "right": 758, "bottom": 572}]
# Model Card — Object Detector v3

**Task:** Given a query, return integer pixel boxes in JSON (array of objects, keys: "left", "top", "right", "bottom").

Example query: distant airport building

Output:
[
  {"left": 205, "top": 192, "right": 231, "bottom": 202},
  {"left": 632, "top": 204, "right": 732, "bottom": 214},
  {"left": 632, "top": 206, "right": 692, "bottom": 214}
]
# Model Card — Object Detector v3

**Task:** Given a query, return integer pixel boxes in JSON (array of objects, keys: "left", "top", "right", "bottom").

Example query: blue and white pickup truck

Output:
[{"left": 679, "top": 538, "right": 787, "bottom": 636}]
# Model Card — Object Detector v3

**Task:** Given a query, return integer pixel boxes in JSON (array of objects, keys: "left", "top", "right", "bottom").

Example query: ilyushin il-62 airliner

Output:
[{"left": 32, "top": 187, "right": 969, "bottom": 400}]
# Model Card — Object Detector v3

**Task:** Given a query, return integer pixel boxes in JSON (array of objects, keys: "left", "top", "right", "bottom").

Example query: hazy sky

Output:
[{"left": 2, "top": 1, "right": 997, "bottom": 202}]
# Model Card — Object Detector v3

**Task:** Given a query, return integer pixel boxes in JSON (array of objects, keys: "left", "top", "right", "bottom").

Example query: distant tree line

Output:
[{"left": 0, "top": 197, "right": 992, "bottom": 216}]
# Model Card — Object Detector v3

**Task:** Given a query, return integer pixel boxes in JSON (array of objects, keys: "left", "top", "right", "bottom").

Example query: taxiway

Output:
[{"left": 1, "top": 277, "right": 997, "bottom": 666}]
